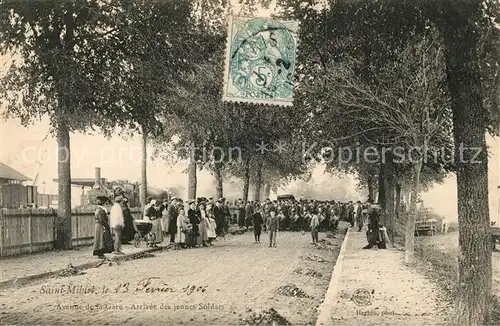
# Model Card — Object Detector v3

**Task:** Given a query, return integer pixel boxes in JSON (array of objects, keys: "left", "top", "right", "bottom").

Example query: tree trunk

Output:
[
  {"left": 213, "top": 163, "right": 223, "bottom": 200},
  {"left": 188, "top": 158, "right": 197, "bottom": 200},
  {"left": 264, "top": 183, "right": 271, "bottom": 200},
  {"left": 404, "top": 158, "right": 423, "bottom": 265},
  {"left": 55, "top": 122, "right": 72, "bottom": 250},
  {"left": 395, "top": 181, "right": 402, "bottom": 222},
  {"left": 242, "top": 157, "right": 250, "bottom": 204},
  {"left": 443, "top": 14, "right": 492, "bottom": 324},
  {"left": 367, "top": 173, "right": 375, "bottom": 202},
  {"left": 253, "top": 159, "right": 263, "bottom": 202},
  {"left": 385, "top": 171, "right": 396, "bottom": 244},
  {"left": 403, "top": 190, "right": 411, "bottom": 210},
  {"left": 140, "top": 126, "right": 148, "bottom": 210},
  {"left": 377, "top": 162, "right": 386, "bottom": 225}
]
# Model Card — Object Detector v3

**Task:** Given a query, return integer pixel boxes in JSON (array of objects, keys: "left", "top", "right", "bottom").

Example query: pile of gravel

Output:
[
  {"left": 315, "top": 243, "right": 337, "bottom": 251},
  {"left": 57, "top": 263, "right": 85, "bottom": 277},
  {"left": 293, "top": 267, "right": 322, "bottom": 278},
  {"left": 300, "top": 254, "right": 328, "bottom": 263},
  {"left": 164, "top": 243, "right": 183, "bottom": 250},
  {"left": 242, "top": 308, "right": 291, "bottom": 325},
  {"left": 275, "top": 283, "right": 313, "bottom": 299},
  {"left": 318, "top": 239, "right": 334, "bottom": 245}
]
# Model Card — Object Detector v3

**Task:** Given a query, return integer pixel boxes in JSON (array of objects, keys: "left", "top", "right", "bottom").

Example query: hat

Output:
[
  {"left": 114, "top": 195, "right": 123, "bottom": 202},
  {"left": 96, "top": 195, "right": 108, "bottom": 201},
  {"left": 122, "top": 197, "right": 128, "bottom": 203},
  {"left": 188, "top": 199, "right": 195, "bottom": 205},
  {"left": 150, "top": 199, "right": 157, "bottom": 205},
  {"left": 171, "top": 197, "right": 177, "bottom": 202},
  {"left": 217, "top": 198, "right": 224, "bottom": 203},
  {"left": 209, "top": 197, "right": 213, "bottom": 200}
]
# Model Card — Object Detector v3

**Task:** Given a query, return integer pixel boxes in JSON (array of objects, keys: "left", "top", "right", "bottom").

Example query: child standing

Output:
[
  {"left": 310, "top": 210, "right": 320, "bottom": 244},
  {"left": 268, "top": 209, "right": 279, "bottom": 248},
  {"left": 176, "top": 207, "right": 188, "bottom": 248},
  {"left": 206, "top": 203, "right": 217, "bottom": 246}
]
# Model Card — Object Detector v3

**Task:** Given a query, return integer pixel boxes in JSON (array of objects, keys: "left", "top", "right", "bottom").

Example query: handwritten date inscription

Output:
[{"left": 113, "top": 277, "right": 208, "bottom": 295}]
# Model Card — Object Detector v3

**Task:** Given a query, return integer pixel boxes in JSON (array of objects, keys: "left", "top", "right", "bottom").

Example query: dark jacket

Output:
[
  {"left": 188, "top": 208, "right": 200, "bottom": 234},
  {"left": 253, "top": 212, "right": 263, "bottom": 234}
]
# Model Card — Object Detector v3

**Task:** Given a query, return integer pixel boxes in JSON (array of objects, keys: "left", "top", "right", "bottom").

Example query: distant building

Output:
[{"left": 0, "top": 162, "right": 34, "bottom": 208}]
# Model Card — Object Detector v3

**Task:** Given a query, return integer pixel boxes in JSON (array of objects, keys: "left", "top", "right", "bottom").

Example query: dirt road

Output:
[{"left": 0, "top": 226, "right": 346, "bottom": 325}]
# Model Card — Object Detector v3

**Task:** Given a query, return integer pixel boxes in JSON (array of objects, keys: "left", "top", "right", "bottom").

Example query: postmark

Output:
[
  {"left": 351, "top": 288, "right": 372, "bottom": 306},
  {"left": 223, "top": 16, "right": 299, "bottom": 106}
]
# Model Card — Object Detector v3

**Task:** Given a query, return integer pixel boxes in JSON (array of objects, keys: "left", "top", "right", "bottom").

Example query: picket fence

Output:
[{"left": 0, "top": 207, "right": 143, "bottom": 257}]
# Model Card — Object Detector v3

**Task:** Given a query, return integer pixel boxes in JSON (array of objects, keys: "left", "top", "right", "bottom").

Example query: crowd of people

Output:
[{"left": 92, "top": 194, "right": 384, "bottom": 258}]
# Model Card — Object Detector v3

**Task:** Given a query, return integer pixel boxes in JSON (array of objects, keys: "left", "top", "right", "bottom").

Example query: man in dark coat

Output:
[
  {"left": 222, "top": 198, "right": 231, "bottom": 233},
  {"left": 213, "top": 199, "right": 225, "bottom": 236},
  {"left": 245, "top": 201, "right": 254, "bottom": 230},
  {"left": 167, "top": 198, "right": 179, "bottom": 243},
  {"left": 187, "top": 200, "right": 200, "bottom": 247},
  {"left": 252, "top": 206, "right": 263, "bottom": 242},
  {"left": 237, "top": 198, "right": 245, "bottom": 229}
]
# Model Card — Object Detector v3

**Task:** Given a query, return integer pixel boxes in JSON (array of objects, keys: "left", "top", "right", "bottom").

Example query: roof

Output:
[
  {"left": 0, "top": 162, "right": 31, "bottom": 181},
  {"left": 52, "top": 178, "right": 107, "bottom": 187}
]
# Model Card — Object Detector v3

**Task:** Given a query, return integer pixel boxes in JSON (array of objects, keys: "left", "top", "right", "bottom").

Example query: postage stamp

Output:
[{"left": 222, "top": 16, "right": 299, "bottom": 106}]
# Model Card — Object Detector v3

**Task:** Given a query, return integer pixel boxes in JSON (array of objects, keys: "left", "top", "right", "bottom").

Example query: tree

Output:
[
  {"left": 435, "top": 0, "right": 499, "bottom": 323},
  {"left": 0, "top": 0, "right": 128, "bottom": 249}
]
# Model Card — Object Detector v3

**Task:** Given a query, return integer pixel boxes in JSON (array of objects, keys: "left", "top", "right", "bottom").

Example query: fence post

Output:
[
  {"left": 75, "top": 208, "right": 79, "bottom": 247},
  {"left": 29, "top": 208, "right": 33, "bottom": 253},
  {"left": 0, "top": 209, "right": 3, "bottom": 257}
]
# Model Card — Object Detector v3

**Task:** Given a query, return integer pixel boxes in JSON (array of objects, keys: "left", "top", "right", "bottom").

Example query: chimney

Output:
[{"left": 94, "top": 167, "right": 101, "bottom": 189}]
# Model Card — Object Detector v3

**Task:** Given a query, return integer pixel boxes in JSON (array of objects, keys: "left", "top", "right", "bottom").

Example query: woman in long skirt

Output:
[
  {"left": 93, "top": 196, "right": 113, "bottom": 259},
  {"left": 144, "top": 199, "right": 163, "bottom": 246}
]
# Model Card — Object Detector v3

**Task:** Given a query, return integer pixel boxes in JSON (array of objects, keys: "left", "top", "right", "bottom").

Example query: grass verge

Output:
[{"left": 394, "top": 225, "right": 500, "bottom": 324}]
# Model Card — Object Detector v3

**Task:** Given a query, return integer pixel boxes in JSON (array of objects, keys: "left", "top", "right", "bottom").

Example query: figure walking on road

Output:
[
  {"left": 310, "top": 209, "right": 320, "bottom": 245},
  {"left": 253, "top": 206, "right": 263, "bottom": 243},
  {"left": 355, "top": 200, "right": 363, "bottom": 232},
  {"left": 268, "top": 208, "right": 279, "bottom": 247}
]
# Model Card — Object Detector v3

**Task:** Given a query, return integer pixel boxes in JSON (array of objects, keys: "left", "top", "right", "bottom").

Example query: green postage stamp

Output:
[{"left": 223, "top": 16, "right": 299, "bottom": 106}]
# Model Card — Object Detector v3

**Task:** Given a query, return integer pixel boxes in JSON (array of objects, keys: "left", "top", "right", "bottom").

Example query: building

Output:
[{"left": 0, "top": 162, "right": 34, "bottom": 208}]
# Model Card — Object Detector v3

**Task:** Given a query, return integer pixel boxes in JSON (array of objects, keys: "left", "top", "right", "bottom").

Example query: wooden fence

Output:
[{"left": 0, "top": 207, "right": 143, "bottom": 257}]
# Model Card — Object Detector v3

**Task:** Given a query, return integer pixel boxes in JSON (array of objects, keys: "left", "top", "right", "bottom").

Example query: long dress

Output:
[
  {"left": 121, "top": 206, "right": 136, "bottom": 242},
  {"left": 198, "top": 210, "right": 208, "bottom": 244},
  {"left": 144, "top": 205, "right": 163, "bottom": 244},
  {"left": 176, "top": 213, "right": 187, "bottom": 244},
  {"left": 207, "top": 216, "right": 216, "bottom": 239},
  {"left": 93, "top": 206, "right": 113, "bottom": 256}
]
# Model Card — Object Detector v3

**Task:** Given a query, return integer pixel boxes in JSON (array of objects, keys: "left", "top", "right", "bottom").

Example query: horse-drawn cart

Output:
[{"left": 414, "top": 218, "right": 437, "bottom": 236}]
